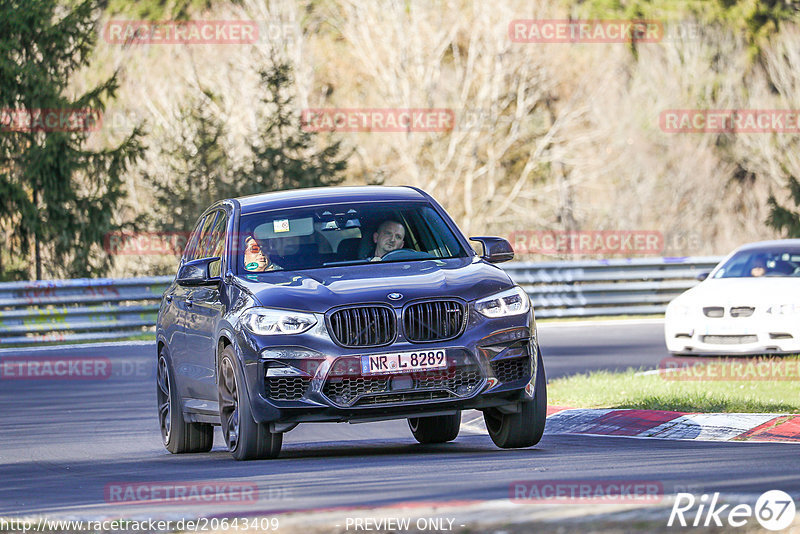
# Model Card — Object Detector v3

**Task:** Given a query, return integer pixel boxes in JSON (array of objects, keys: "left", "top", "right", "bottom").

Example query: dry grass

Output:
[{"left": 72, "top": 0, "right": 800, "bottom": 277}]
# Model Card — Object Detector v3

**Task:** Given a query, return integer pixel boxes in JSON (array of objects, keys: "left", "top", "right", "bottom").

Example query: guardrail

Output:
[
  {"left": 505, "top": 256, "right": 722, "bottom": 318},
  {"left": 0, "top": 256, "right": 723, "bottom": 345},
  {"left": 0, "top": 277, "right": 171, "bottom": 345}
]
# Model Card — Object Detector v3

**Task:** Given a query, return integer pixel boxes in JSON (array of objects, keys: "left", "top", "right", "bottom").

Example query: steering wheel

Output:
[{"left": 380, "top": 248, "right": 434, "bottom": 261}]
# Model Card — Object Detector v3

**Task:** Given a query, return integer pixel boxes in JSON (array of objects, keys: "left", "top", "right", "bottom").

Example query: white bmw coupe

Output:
[{"left": 665, "top": 240, "right": 800, "bottom": 355}]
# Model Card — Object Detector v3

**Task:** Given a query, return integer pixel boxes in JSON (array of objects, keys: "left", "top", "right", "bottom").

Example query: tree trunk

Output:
[{"left": 33, "top": 189, "right": 41, "bottom": 280}]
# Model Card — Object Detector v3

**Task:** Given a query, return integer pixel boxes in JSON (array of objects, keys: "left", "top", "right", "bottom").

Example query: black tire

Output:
[
  {"left": 157, "top": 348, "right": 213, "bottom": 454},
  {"left": 408, "top": 411, "right": 461, "bottom": 444},
  {"left": 218, "top": 346, "right": 282, "bottom": 461},
  {"left": 484, "top": 350, "right": 547, "bottom": 449}
]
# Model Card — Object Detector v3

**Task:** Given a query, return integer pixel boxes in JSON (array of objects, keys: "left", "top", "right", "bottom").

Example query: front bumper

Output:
[
  {"left": 665, "top": 314, "right": 800, "bottom": 354},
  {"left": 233, "top": 316, "right": 539, "bottom": 425}
]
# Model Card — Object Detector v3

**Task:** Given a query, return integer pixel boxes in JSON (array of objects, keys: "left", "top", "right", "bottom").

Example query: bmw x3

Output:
[{"left": 156, "top": 186, "right": 546, "bottom": 460}]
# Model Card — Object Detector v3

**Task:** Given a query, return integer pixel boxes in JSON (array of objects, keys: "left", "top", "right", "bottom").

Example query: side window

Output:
[
  {"left": 197, "top": 211, "right": 223, "bottom": 259},
  {"left": 182, "top": 214, "right": 208, "bottom": 263},
  {"left": 209, "top": 212, "right": 227, "bottom": 259},
  {"left": 206, "top": 212, "right": 228, "bottom": 277},
  {"left": 185, "top": 213, "right": 216, "bottom": 262}
]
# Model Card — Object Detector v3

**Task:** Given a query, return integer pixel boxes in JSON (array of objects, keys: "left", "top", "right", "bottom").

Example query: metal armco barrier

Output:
[
  {"left": 0, "top": 256, "right": 723, "bottom": 345},
  {"left": 0, "top": 277, "right": 171, "bottom": 345},
  {"left": 505, "top": 256, "right": 723, "bottom": 318}
]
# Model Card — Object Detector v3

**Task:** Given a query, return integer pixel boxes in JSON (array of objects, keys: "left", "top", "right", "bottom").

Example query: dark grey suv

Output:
[{"left": 156, "top": 186, "right": 546, "bottom": 460}]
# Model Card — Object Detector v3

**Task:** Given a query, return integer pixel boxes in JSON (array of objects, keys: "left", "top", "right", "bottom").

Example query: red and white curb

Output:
[{"left": 461, "top": 407, "right": 800, "bottom": 443}]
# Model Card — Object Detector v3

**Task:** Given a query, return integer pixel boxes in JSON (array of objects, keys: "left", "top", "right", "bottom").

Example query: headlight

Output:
[
  {"left": 475, "top": 286, "right": 530, "bottom": 318},
  {"left": 667, "top": 302, "right": 691, "bottom": 317},
  {"left": 242, "top": 307, "right": 317, "bottom": 335},
  {"left": 766, "top": 304, "right": 800, "bottom": 315}
]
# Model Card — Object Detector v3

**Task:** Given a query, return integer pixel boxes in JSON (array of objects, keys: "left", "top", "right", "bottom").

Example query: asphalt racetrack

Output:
[{"left": 1, "top": 320, "right": 798, "bottom": 526}]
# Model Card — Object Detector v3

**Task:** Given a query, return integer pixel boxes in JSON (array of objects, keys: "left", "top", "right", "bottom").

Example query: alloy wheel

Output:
[
  {"left": 219, "top": 358, "right": 240, "bottom": 452},
  {"left": 157, "top": 356, "right": 171, "bottom": 444}
]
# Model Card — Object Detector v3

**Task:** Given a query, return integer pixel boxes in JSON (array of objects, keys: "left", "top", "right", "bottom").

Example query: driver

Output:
[
  {"left": 749, "top": 255, "right": 767, "bottom": 277},
  {"left": 243, "top": 235, "right": 278, "bottom": 272},
  {"left": 370, "top": 220, "right": 405, "bottom": 261}
]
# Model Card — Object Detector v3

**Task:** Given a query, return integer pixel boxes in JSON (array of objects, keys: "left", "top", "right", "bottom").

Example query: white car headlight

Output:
[
  {"left": 667, "top": 303, "right": 691, "bottom": 317},
  {"left": 766, "top": 304, "right": 800, "bottom": 315},
  {"left": 242, "top": 307, "right": 317, "bottom": 335},
  {"left": 475, "top": 286, "right": 530, "bottom": 318}
]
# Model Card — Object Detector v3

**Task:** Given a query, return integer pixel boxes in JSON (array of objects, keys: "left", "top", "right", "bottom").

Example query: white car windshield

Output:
[{"left": 713, "top": 249, "right": 800, "bottom": 278}]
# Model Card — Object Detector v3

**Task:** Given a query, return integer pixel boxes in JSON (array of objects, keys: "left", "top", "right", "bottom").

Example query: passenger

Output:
[
  {"left": 243, "top": 235, "right": 278, "bottom": 272},
  {"left": 370, "top": 220, "right": 406, "bottom": 261}
]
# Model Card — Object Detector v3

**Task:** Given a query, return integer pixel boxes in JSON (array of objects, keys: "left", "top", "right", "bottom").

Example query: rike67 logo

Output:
[{"left": 668, "top": 490, "right": 796, "bottom": 531}]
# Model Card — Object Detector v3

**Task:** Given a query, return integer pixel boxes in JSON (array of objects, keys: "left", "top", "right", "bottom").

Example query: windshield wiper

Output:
[{"left": 322, "top": 259, "right": 372, "bottom": 267}]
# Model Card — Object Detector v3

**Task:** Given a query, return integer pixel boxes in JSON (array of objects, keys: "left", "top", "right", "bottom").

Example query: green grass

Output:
[{"left": 549, "top": 358, "right": 800, "bottom": 413}]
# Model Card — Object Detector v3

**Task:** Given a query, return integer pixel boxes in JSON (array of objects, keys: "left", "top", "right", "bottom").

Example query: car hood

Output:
[
  {"left": 673, "top": 277, "right": 800, "bottom": 307},
  {"left": 234, "top": 257, "right": 513, "bottom": 312}
]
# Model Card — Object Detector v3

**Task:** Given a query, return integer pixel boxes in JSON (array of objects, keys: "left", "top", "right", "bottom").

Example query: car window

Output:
[
  {"left": 236, "top": 202, "right": 468, "bottom": 274},
  {"left": 201, "top": 211, "right": 226, "bottom": 258},
  {"left": 713, "top": 249, "right": 800, "bottom": 278},
  {"left": 182, "top": 211, "right": 221, "bottom": 263},
  {"left": 182, "top": 214, "right": 208, "bottom": 263},
  {"left": 195, "top": 211, "right": 219, "bottom": 259},
  {"left": 205, "top": 211, "right": 228, "bottom": 276}
]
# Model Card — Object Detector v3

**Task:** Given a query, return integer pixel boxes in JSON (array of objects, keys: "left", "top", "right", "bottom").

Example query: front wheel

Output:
[
  {"left": 218, "top": 346, "right": 282, "bottom": 461},
  {"left": 157, "top": 348, "right": 213, "bottom": 454},
  {"left": 408, "top": 411, "right": 461, "bottom": 444},
  {"left": 483, "top": 350, "right": 547, "bottom": 449}
]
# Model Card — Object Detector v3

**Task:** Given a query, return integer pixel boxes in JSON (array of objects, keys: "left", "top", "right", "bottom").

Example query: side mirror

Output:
[
  {"left": 469, "top": 236, "right": 514, "bottom": 263},
  {"left": 696, "top": 271, "right": 709, "bottom": 282},
  {"left": 177, "top": 257, "right": 222, "bottom": 286}
]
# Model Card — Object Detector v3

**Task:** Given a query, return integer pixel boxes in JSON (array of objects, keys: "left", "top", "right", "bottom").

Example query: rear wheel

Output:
[
  {"left": 408, "top": 411, "right": 461, "bottom": 444},
  {"left": 484, "top": 350, "right": 547, "bottom": 449},
  {"left": 157, "top": 348, "right": 213, "bottom": 454},
  {"left": 218, "top": 346, "right": 282, "bottom": 461}
]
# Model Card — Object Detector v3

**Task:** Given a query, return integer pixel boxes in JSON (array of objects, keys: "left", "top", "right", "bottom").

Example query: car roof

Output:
[
  {"left": 735, "top": 239, "right": 800, "bottom": 253},
  {"left": 233, "top": 186, "right": 428, "bottom": 215}
]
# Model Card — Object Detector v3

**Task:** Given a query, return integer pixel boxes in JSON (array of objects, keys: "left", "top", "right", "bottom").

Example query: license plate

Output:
[{"left": 361, "top": 349, "right": 447, "bottom": 375}]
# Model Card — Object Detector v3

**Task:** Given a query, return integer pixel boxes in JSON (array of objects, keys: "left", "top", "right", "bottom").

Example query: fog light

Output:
[
  {"left": 261, "top": 348, "right": 324, "bottom": 359},
  {"left": 266, "top": 365, "right": 303, "bottom": 377}
]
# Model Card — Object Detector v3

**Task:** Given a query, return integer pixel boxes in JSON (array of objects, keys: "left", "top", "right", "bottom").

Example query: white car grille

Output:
[{"left": 701, "top": 335, "right": 758, "bottom": 345}]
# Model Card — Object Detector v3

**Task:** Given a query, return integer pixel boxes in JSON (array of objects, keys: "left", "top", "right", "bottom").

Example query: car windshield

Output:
[
  {"left": 235, "top": 201, "right": 468, "bottom": 273},
  {"left": 713, "top": 248, "right": 800, "bottom": 278}
]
